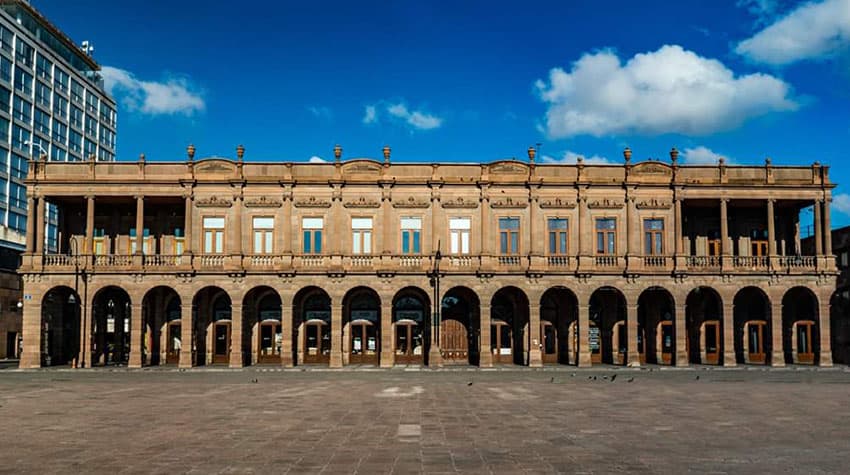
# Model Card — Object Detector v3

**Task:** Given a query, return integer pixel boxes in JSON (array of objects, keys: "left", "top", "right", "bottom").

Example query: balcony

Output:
[
  {"left": 686, "top": 255, "right": 721, "bottom": 271},
  {"left": 732, "top": 256, "right": 768, "bottom": 271},
  {"left": 777, "top": 255, "right": 817, "bottom": 273}
]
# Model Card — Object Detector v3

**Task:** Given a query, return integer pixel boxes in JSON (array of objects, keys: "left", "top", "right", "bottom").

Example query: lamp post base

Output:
[{"left": 428, "top": 347, "right": 443, "bottom": 367}]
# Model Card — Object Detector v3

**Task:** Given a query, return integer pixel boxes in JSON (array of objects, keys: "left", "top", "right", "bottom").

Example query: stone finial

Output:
[
  {"left": 527, "top": 146, "right": 536, "bottom": 163},
  {"left": 236, "top": 144, "right": 245, "bottom": 161},
  {"left": 670, "top": 147, "right": 679, "bottom": 163},
  {"left": 383, "top": 145, "right": 391, "bottom": 163},
  {"left": 576, "top": 155, "right": 584, "bottom": 165},
  {"left": 718, "top": 157, "right": 725, "bottom": 166},
  {"left": 187, "top": 144, "right": 195, "bottom": 161},
  {"left": 765, "top": 157, "right": 772, "bottom": 167},
  {"left": 813, "top": 161, "right": 820, "bottom": 167},
  {"left": 334, "top": 144, "right": 342, "bottom": 162},
  {"left": 623, "top": 147, "right": 632, "bottom": 163},
  {"left": 139, "top": 153, "right": 146, "bottom": 162}
]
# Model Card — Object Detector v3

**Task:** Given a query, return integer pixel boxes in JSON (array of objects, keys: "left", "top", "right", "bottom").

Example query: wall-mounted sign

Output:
[{"left": 589, "top": 327, "right": 600, "bottom": 351}]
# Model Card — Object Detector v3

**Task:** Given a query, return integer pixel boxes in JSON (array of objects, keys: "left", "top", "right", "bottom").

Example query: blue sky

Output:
[{"left": 35, "top": 0, "right": 850, "bottom": 226}]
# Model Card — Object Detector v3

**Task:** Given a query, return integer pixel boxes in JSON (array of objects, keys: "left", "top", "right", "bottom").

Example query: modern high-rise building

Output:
[{"left": 0, "top": 0, "right": 116, "bottom": 359}]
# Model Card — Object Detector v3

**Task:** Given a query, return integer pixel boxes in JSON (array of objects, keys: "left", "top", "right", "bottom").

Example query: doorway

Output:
[
  {"left": 257, "top": 321, "right": 281, "bottom": 364},
  {"left": 540, "top": 321, "right": 557, "bottom": 364},
  {"left": 165, "top": 321, "right": 181, "bottom": 364},
  {"left": 703, "top": 320, "right": 720, "bottom": 364},
  {"left": 491, "top": 320, "right": 512, "bottom": 364},
  {"left": 212, "top": 321, "right": 230, "bottom": 364},
  {"left": 350, "top": 320, "right": 378, "bottom": 364},
  {"left": 747, "top": 320, "right": 767, "bottom": 364},
  {"left": 796, "top": 320, "right": 815, "bottom": 364}
]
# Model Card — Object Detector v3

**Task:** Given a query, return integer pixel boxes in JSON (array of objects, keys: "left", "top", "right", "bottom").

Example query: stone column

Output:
[
  {"left": 128, "top": 302, "right": 143, "bottom": 368},
  {"left": 819, "top": 299, "right": 833, "bottom": 366},
  {"left": 626, "top": 194, "right": 637, "bottom": 256},
  {"left": 770, "top": 301, "right": 784, "bottom": 367},
  {"left": 528, "top": 299, "right": 542, "bottom": 367},
  {"left": 229, "top": 303, "right": 243, "bottom": 367},
  {"left": 18, "top": 299, "right": 41, "bottom": 368},
  {"left": 231, "top": 195, "right": 243, "bottom": 266},
  {"left": 382, "top": 191, "right": 393, "bottom": 255},
  {"left": 823, "top": 198, "right": 832, "bottom": 256},
  {"left": 280, "top": 300, "right": 293, "bottom": 367},
  {"left": 85, "top": 196, "right": 95, "bottom": 256},
  {"left": 25, "top": 196, "right": 36, "bottom": 253},
  {"left": 722, "top": 301, "right": 736, "bottom": 366},
  {"left": 720, "top": 199, "right": 729, "bottom": 269},
  {"left": 767, "top": 199, "right": 776, "bottom": 256},
  {"left": 282, "top": 191, "right": 292, "bottom": 254},
  {"left": 577, "top": 296, "right": 592, "bottom": 367},
  {"left": 35, "top": 197, "right": 46, "bottom": 255},
  {"left": 813, "top": 199, "right": 823, "bottom": 255},
  {"left": 578, "top": 195, "right": 590, "bottom": 264},
  {"left": 674, "top": 197, "right": 683, "bottom": 255},
  {"left": 81, "top": 286, "right": 92, "bottom": 368},
  {"left": 674, "top": 302, "right": 688, "bottom": 367},
  {"left": 330, "top": 298, "right": 343, "bottom": 368},
  {"left": 626, "top": 303, "right": 639, "bottom": 367},
  {"left": 479, "top": 302, "right": 492, "bottom": 367},
  {"left": 179, "top": 302, "right": 193, "bottom": 368},
  {"left": 135, "top": 196, "right": 144, "bottom": 255},
  {"left": 380, "top": 299, "right": 393, "bottom": 368},
  {"left": 183, "top": 194, "right": 193, "bottom": 255}
]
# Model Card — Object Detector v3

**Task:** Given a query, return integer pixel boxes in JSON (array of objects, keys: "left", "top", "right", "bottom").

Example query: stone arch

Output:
[
  {"left": 90, "top": 285, "right": 132, "bottom": 366},
  {"left": 441, "top": 286, "right": 480, "bottom": 365},
  {"left": 589, "top": 286, "right": 627, "bottom": 365},
  {"left": 292, "top": 286, "right": 332, "bottom": 366},
  {"left": 831, "top": 289, "right": 850, "bottom": 364},
  {"left": 141, "top": 286, "right": 181, "bottom": 366},
  {"left": 392, "top": 286, "right": 431, "bottom": 365},
  {"left": 782, "top": 287, "right": 819, "bottom": 365},
  {"left": 342, "top": 286, "right": 381, "bottom": 365},
  {"left": 637, "top": 286, "right": 676, "bottom": 365},
  {"left": 40, "top": 286, "right": 81, "bottom": 367},
  {"left": 539, "top": 286, "right": 579, "bottom": 365},
  {"left": 685, "top": 286, "right": 723, "bottom": 365},
  {"left": 490, "top": 286, "right": 530, "bottom": 365},
  {"left": 192, "top": 286, "right": 232, "bottom": 366},
  {"left": 733, "top": 286, "right": 771, "bottom": 365},
  {"left": 242, "top": 286, "right": 283, "bottom": 365}
]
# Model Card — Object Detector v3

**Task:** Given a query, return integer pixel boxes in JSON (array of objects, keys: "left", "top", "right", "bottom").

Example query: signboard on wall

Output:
[
  {"left": 589, "top": 327, "right": 600, "bottom": 351},
  {"left": 395, "top": 310, "right": 423, "bottom": 322},
  {"left": 306, "top": 310, "right": 330, "bottom": 321},
  {"left": 351, "top": 310, "right": 377, "bottom": 321}
]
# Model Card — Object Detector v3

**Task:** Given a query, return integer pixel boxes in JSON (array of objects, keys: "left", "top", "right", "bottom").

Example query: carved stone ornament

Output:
[
  {"left": 393, "top": 196, "right": 430, "bottom": 209},
  {"left": 490, "top": 162, "right": 528, "bottom": 174},
  {"left": 196, "top": 195, "right": 233, "bottom": 208},
  {"left": 490, "top": 197, "right": 528, "bottom": 209},
  {"left": 343, "top": 196, "right": 381, "bottom": 209},
  {"left": 294, "top": 196, "right": 332, "bottom": 208},
  {"left": 343, "top": 162, "right": 382, "bottom": 173},
  {"left": 244, "top": 196, "right": 283, "bottom": 208},
  {"left": 587, "top": 198, "right": 624, "bottom": 209},
  {"left": 631, "top": 162, "right": 672, "bottom": 175},
  {"left": 441, "top": 196, "right": 479, "bottom": 209},
  {"left": 635, "top": 198, "right": 672, "bottom": 210},
  {"left": 195, "top": 161, "right": 236, "bottom": 173},
  {"left": 539, "top": 197, "right": 577, "bottom": 209}
]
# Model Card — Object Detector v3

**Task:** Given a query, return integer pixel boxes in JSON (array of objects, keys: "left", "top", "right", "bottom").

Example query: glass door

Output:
[
  {"left": 257, "top": 321, "right": 281, "bottom": 364},
  {"left": 165, "top": 321, "right": 181, "bottom": 364},
  {"left": 703, "top": 320, "right": 720, "bottom": 364},
  {"left": 350, "top": 321, "right": 378, "bottom": 365},
  {"left": 747, "top": 321, "right": 766, "bottom": 364},
  {"left": 303, "top": 321, "right": 330, "bottom": 364},
  {"left": 212, "top": 322, "right": 230, "bottom": 364},
  {"left": 660, "top": 321, "right": 673, "bottom": 365},
  {"left": 796, "top": 321, "right": 815, "bottom": 364},
  {"left": 540, "top": 321, "right": 558, "bottom": 364},
  {"left": 491, "top": 320, "right": 512, "bottom": 364}
]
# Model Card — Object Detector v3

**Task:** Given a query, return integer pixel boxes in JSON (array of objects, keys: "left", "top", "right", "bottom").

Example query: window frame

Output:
[
  {"left": 643, "top": 218, "right": 664, "bottom": 256},
  {"left": 400, "top": 216, "right": 422, "bottom": 255},
  {"left": 351, "top": 217, "right": 373, "bottom": 255},
  {"left": 547, "top": 217, "right": 569, "bottom": 255},
  {"left": 595, "top": 217, "right": 617, "bottom": 255},
  {"left": 302, "top": 216, "right": 324, "bottom": 254},
  {"left": 449, "top": 216, "right": 471, "bottom": 255},
  {"left": 202, "top": 216, "right": 225, "bottom": 254},
  {"left": 252, "top": 216, "right": 275, "bottom": 254},
  {"left": 498, "top": 216, "right": 520, "bottom": 255}
]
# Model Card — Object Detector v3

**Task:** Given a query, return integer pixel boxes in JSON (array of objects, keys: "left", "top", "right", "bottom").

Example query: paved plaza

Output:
[{"left": 1, "top": 366, "right": 850, "bottom": 474}]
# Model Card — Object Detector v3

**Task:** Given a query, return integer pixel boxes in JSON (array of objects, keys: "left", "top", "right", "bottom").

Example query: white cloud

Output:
[
  {"left": 362, "top": 105, "right": 377, "bottom": 124},
  {"left": 682, "top": 146, "right": 732, "bottom": 165},
  {"left": 308, "top": 106, "right": 332, "bottom": 119},
  {"left": 364, "top": 101, "right": 443, "bottom": 130},
  {"left": 308, "top": 156, "right": 326, "bottom": 163},
  {"left": 736, "top": 0, "right": 850, "bottom": 65},
  {"left": 737, "top": 0, "right": 781, "bottom": 25},
  {"left": 541, "top": 151, "right": 611, "bottom": 164},
  {"left": 833, "top": 193, "right": 850, "bottom": 216},
  {"left": 101, "top": 66, "right": 205, "bottom": 116},
  {"left": 535, "top": 45, "right": 797, "bottom": 138}
]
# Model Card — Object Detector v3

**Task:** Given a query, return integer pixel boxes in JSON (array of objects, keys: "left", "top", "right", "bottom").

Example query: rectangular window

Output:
[
  {"left": 10, "top": 153, "right": 27, "bottom": 179},
  {"left": 9, "top": 182, "right": 26, "bottom": 209},
  {"left": 14, "top": 68, "right": 32, "bottom": 95},
  {"left": 85, "top": 91, "right": 98, "bottom": 113},
  {"left": 302, "top": 217, "right": 323, "bottom": 254},
  {"left": 644, "top": 219, "right": 664, "bottom": 255},
  {"left": 52, "top": 120, "right": 67, "bottom": 144},
  {"left": 70, "top": 79, "right": 83, "bottom": 104},
  {"left": 36, "top": 54, "right": 52, "bottom": 80},
  {"left": 0, "top": 25, "right": 12, "bottom": 52},
  {"left": 70, "top": 105, "right": 83, "bottom": 128},
  {"left": 51, "top": 144, "right": 66, "bottom": 162},
  {"left": 548, "top": 218, "right": 569, "bottom": 255},
  {"left": 35, "top": 108, "right": 50, "bottom": 135},
  {"left": 69, "top": 130, "right": 82, "bottom": 153},
  {"left": 203, "top": 217, "right": 225, "bottom": 254},
  {"left": 84, "top": 139, "right": 96, "bottom": 159},
  {"left": 841, "top": 251, "right": 849, "bottom": 268},
  {"left": 53, "top": 94, "right": 67, "bottom": 118},
  {"left": 54, "top": 69, "right": 69, "bottom": 93},
  {"left": 449, "top": 217, "right": 471, "bottom": 254},
  {"left": 252, "top": 217, "right": 274, "bottom": 254},
  {"left": 35, "top": 81, "right": 50, "bottom": 107},
  {"left": 15, "top": 38, "right": 33, "bottom": 67},
  {"left": 100, "top": 104, "right": 114, "bottom": 126},
  {"left": 12, "top": 96, "right": 31, "bottom": 123},
  {"left": 11, "top": 125, "right": 29, "bottom": 151},
  {"left": 0, "top": 56, "right": 10, "bottom": 82},
  {"left": 595, "top": 218, "right": 617, "bottom": 255},
  {"left": 85, "top": 114, "right": 97, "bottom": 137},
  {"left": 400, "top": 217, "right": 422, "bottom": 254},
  {"left": 499, "top": 217, "right": 520, "bottom": 255},
  {"left": 0, "top": 85, "right": 8, "bottom": 112},
  {"left": 0, "top": 117, "right": 8, "bottom": 142},
  {"left": 352, "top": 217, "right": 373, "bottom": 254}
]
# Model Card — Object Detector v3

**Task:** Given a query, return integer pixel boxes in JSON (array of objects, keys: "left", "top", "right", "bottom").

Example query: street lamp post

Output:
[{"left": 429, "top": 242, "right": 443, "bottom": 367}]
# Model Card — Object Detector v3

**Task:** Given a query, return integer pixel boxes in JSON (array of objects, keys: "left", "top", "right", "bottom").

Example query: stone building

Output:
[
  {"left": 17, "top": 145, "right": 839, "bottom": 369},
  {"left": 805, "top": 224, "right": 849, "bottom": 363}
]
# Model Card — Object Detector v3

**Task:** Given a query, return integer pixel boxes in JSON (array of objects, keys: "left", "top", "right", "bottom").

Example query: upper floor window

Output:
[
  {"left": 12, "top": 95, "right": 31, "bottom": 123},
  {"left": 203, "top": 217, "right": 225, "bottom": 254},
  {"left": 596, "top": 218, "right": 616, "bottom": 255},
  {"left": 644, "top": 219, "right": 664, "bottom": 255},
  {"left": 253, "top": 217, "right": 274, "bottom": 254},
  {"left": 0, "top": 25, "right": 12, "bottom": 52},
  {"left": 302, "top": 217, "right": 323, "bottom": 254},
  {"left": 750, "top": 228, "right": 768, "bottom": 257},
  {"left": 840, "top": 251, "right": 849, "bottom": 268},
  {"left": 548, "top": 218, "right": 568, "bottom": 255},
  {"left": 400, "top": 217, "right": 421, "bottom": 254},
  {"left": 0, "top": 56, "right": 10, "bottom": 82},
  {"left": 499, "top": 217, "right": 519, "bottom": 255},
  {"left": 35, "top": 81, "right": 50, "bottom": 107},
  {"left": 14, "top": 67, "right": 32, "bottom": 95},
  {"left": 54, "top": 69, "right": 69, "bottom": 93},
  {"left": 449, "top": 217, "right": 471, "bottom": 254},
  {"left": 352, "top": 217, "right": 373, "bottom": 254},
  {"left": 70, "top": 79, "right": 83, "bottom": 104},
  {"left": 36, "top": 54, "right": 52, "bottom": 80},
  {"left": 15, "top": 38, "right": 33, "bottom": 67}
]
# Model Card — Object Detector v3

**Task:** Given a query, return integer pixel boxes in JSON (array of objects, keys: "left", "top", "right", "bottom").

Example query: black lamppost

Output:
[
  {"left": 429, "top": 242, "right": 443, "bottom": 366},
  {"left": 68, "top": 236, "right": 87, "bottom": 368}
]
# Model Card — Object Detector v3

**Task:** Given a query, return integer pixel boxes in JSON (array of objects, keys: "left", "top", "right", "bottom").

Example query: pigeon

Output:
[
  {"left": 610, "top": 374, "right": 617, "bottom": 382},
  {"left": 550, "top": 377, "right": 555, "bottom": 383},
  {"left": 467, "top": 381, "right": 473, "bottom": 386},
  {"left": 695, "top": 375, "right": 700, "bottom": 381},
  {"left": 627, "top": 377, "right": 634, "bottom": 383}
]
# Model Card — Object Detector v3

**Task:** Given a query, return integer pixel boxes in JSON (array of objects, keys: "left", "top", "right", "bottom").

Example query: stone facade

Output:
[{"left": 17, "top": 146, "right": 839, "bottom": 369}]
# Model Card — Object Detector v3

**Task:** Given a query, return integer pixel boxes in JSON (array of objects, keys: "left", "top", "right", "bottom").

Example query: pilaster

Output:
[
  {"left": 179, "top": 302, "right": 193, "bottom": 368},
  {"left": 479, "top": 303, "right": 492, "bottom": 367},
  {"left": 128, "top": 303, "right": 143, "bottom": 368},
  {"left": 229, "top": 303, "right": 243, "bottom": 367},
  {"left": 722, "top": 302, "right": 736, "bottom": 367},
  {"left": 770, "top": 302, "right": 784, "bottom": 367}
]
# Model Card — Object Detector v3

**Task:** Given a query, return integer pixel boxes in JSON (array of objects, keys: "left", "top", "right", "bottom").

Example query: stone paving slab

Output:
[{"left": 1, "top": 369, "right": 849, "bottom": 474}]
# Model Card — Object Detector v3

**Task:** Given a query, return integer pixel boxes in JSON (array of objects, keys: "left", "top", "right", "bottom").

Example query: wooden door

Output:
[
  {"left": 747, "top": 321, "right": 766, "bottom": 364},
  {"left": 440, "top": 318, "right": 468, "bottom": 362},
  {"left": 212, "top": 322, "right": 230, "bottom": 364},
  {"left": 257, "top": 321, "right": 280, "bottom": 364},
  {"left": 659, "top": 321, "right": 673, "bottom": 365},
  {"left": 796, "top": 321, "right": 815, "bottom": 364},
  {"left": 350, "top": 322, "right": 378, "bottom": 365},
  {"left": 491, "top": 320, "right": 512, "bottom": 364},
  {"left": 708, "top": 239, "right": 721, "bottom": 256},
  {"left": 165, "top": 321, "right": 181, "bottom": 364},
  {"left": 540, "top": 321, "right": 558, "bottom": 364},
  {"left": 395, "top": 323, "right": 423, "bottom": 364},
  {"left": 303, "top": 321, "right": 330, "bottom": 364},
  {"left": 703, "top": 320, "right": 720, "bottom": 364},
  {"left": 752, "top": 241, "right": 768, "bottom": 257}
]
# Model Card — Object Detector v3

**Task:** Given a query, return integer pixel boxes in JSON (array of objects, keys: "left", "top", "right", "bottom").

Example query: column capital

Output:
[
  {"left": 134, "top": 195, "right": 145, "bottom": 201},
  {"left": 85, "top": 195, "right": 96, "bottom": 201}
]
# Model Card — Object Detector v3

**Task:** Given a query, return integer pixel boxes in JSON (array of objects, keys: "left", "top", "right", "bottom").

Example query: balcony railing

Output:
[
  {"left": 247, "top": 254, "right": 275, "bottom": 267},
  {"left": 94, "top": 254, "right": 132, "bottom": 267},
  {"left": 547, "top": 255, "right": 571, "bottom": 267},
  {"left": 43, "top": 254, "right": 77, "bottom": 267},
  {"left": 198, "top": 254, "right": 225, "bottom": 268},
  {"left": 778, "top": 255, "right": 816, "bottom": 271},
  {"left": 687, "top": 256, "right": 721, "bottom": 269},
  {"left": 497, "top": 255, "right": 523, "bottom": 267},
  {"left": 733, "top": 256, "right": 768, "bottom": 269},
  {"left": 143, "top": 254, "right": 182, "bottom": 267},
  {"left": 643, "top": 256, "right": 667, "bottom": 268},
  {"left": 595, "top": 255, "right": 618, "bottom": 267}
]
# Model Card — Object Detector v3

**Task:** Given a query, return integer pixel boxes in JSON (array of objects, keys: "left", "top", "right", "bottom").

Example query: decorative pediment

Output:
[
  {"left": 442, "top": 196, "right": 479, "bottom": 209},
  {"left": 196, "top": 196, "right": 232, "bottom": 208},
  {"left": 195, "top": 160, "right": 235, "bottom": 173},
  {"left": 539, "top": 197, "right": 577, "bottom": 209},
  {"left": 490, "top": 197, "right": 528, "bottom": 209},
  {"left": 490, "top": 161, "right": 528, "bottom": 174},
  {"left": 294, "top": 196, "right": 332, "bottom": 208},
  {"left": 588, "top": 198, "right": 624, "bottom": 209},
  {"left": 343, "top": 196, "right": 380, "bottom": 209},
  {"left": 393, "top": 196, "right": 430, "bottom": 209},
  {"left": 244, "top": 196, "right": 282, "bottom": 208},
  {"left": 343, "top": 161, "right": 382, "bottom": 174},
  {"left": 632, "top": 162, "right": 672, "bottom": 175},
  {"left": 635, "top": 198, "right": 672, "bottom": 210}
]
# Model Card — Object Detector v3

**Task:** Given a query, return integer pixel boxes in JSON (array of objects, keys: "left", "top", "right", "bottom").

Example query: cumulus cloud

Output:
[
  {"left": 101, "top": 66, "right": 205, "bottom": 116},
  {"left": 833, "top": 193, "right": 850, "bottom": 216},
  {"left": 682, "top": 146, "right": 733, "bottom": 165},
  {"left": 535, "top": 45, "right": 797, "bottom": 138},
  {"left": 308, "top": 156, "right": 326, "bottom": 163},
  {"left": 363, "top": 101, "right": 443, "bottom": 130},
  {"left": 541, "top": 151, "right": 611, "bottom": 164},
  {"left": 736, "top": 0, "right": 850, "bottom": 65}
]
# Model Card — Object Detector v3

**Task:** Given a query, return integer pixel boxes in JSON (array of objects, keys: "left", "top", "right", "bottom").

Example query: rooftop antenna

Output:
[{"left": 81, "top": 40, "right": 94, "bottom": 57}]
